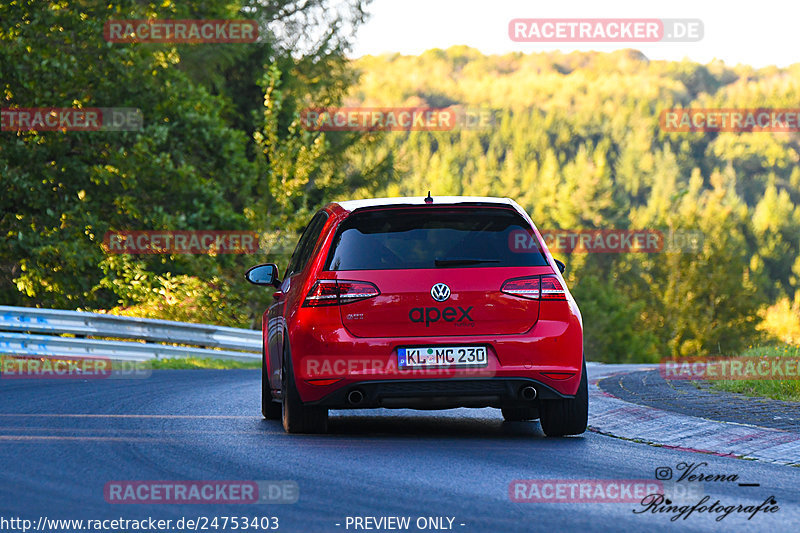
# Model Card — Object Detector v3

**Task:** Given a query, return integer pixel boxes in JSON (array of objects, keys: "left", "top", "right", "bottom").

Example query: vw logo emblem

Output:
[{"left": 431, "top": 283, "right": 451, "bottom": 302}]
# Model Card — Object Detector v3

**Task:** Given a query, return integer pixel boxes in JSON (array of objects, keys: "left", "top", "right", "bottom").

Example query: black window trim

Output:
[
  {"left": 285, "top": 210, "right": 330, "bottom": 278},
  {"left": 323, "top": 205, "right": 547, "bottom": 271}
]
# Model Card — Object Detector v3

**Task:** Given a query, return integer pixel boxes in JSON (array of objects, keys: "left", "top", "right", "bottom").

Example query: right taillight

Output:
[
  {"left": 501, "top": 277, "right": 540, "bottom": 300},
  {"left": 303, "top": 279, "right": 380, "bottom": 307},
  {"left": 501, "top": 275, "right": 566, "bottom": 301},
  {"left": 538, "top": 275, "right": 566, "bottom": 300}
]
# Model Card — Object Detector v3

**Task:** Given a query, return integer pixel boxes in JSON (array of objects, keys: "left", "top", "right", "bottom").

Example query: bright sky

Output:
[{"left": 351, "top": 0, "right": 799, "bottom": 68}]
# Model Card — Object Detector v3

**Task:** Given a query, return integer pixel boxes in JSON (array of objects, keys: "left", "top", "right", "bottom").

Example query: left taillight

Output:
[{"left": 303, "top": 280, "right": 380, "bottom": 307}]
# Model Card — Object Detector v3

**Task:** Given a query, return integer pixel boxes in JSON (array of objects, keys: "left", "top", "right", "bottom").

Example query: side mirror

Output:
[
  {"left": 554, "top": 259, "right": 566, "bottom": 274},
  {"left": 245, "top": 263, "right": 281, "bottom": 288}
]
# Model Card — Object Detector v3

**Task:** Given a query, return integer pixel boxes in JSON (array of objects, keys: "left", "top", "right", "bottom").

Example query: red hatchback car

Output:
[{"left": 246, "top": 196, "right": 587, "bottom": 436}]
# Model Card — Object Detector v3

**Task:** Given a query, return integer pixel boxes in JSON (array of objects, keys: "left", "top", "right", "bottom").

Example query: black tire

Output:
[
  {"left": 281, "top": 345, "right": 328, "bottom": 434},
  {"left": 261, "top": 356, "right": 281, "bottom": 420},
  {"left": 539, "top": 360, "right": 588, "bottom": 437},
  {"left": 501, "top": 406, "right": 539, "bottom": 421}
]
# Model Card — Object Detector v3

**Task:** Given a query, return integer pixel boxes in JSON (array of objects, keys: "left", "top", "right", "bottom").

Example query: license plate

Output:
[{"left": 397, "top": 346, "right": 488, "bottom": 368}]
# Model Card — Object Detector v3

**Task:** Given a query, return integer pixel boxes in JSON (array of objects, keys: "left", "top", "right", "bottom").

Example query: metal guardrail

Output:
[{"left": 0, "top": 306, "right": 261, "bottom": 361}]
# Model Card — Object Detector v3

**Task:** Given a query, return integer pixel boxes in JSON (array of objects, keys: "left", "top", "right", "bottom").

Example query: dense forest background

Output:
[{"left": 3, "top": 1, "right": 800, "bottom": 362}]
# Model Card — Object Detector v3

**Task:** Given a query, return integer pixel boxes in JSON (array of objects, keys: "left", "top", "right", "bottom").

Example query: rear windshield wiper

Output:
[{"left": 434, "top": 258, "right": 501, "bottom": 267}]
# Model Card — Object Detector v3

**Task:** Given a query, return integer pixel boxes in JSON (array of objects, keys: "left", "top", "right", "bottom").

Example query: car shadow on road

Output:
[
  {"left": 324, "top": 409, "right": 553, "bottom": 439},
  {"left": 257, "top": 407, "right": 590, "bottom": 440}
]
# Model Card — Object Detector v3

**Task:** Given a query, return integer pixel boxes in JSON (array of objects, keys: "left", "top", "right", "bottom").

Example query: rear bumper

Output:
[
  {"left": 287, "top": 301, "right": 584, "bottom": 403},
  {"left": 307, "top": 377, "right": 570, "bottom": 410}
]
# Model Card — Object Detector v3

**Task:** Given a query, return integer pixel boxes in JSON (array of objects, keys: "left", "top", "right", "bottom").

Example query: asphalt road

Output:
[{"left": 0, "top": 367, "right": 797, "bottom": 533}]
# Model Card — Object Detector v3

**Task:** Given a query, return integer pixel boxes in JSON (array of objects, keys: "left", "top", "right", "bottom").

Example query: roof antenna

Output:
[{"left": 425, "top": 191, "right": 433, "bottom": 204}]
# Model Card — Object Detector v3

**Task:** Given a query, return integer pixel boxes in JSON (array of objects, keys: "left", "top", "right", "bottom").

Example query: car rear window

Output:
[{"left": 325, "top": 206, "right": 548, "bottom": 270}]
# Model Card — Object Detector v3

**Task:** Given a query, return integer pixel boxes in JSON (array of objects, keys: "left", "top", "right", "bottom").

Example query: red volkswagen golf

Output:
[{"left": 246, "top": 196, "right": 587, "bottom": 436}]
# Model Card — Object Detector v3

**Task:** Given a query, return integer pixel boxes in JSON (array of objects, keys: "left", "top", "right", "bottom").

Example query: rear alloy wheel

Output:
[
  {"left": 501, "top": 406, "right": 539, "bottom": 421},
  {"left": 539, "top": 360, "right": 588, "bottom": 437},
  {"left": 261, "top": 355, "right": 281, "bottom": 420},
  {"left": 281, "top": 346, "right": 328, "bottom": 434}
]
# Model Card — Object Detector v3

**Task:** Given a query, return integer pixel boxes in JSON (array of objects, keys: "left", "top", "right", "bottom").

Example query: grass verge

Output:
[
  {"left": 708, "top": 345, "right": 800, "bottom": 402},
  {"left": 149, "top": 357, "right": 260, "bottom": 369}
]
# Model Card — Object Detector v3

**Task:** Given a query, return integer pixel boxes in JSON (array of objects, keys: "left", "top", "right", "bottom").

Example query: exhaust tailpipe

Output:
[
  {"left": 347, "top": 389, "right": 364, "bottom": 405},
  {"left": 520, "top": 386, "right": 537, "bottom": 401}
]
